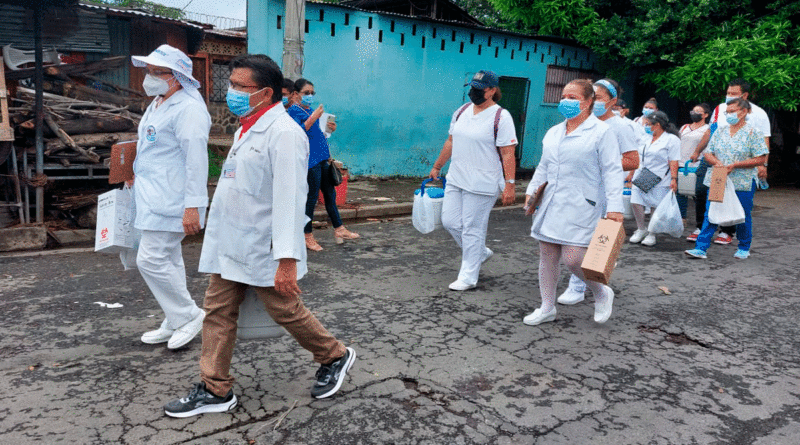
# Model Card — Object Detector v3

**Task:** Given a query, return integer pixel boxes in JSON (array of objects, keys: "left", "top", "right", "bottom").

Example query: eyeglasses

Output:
[
  {"left": 147, "top": 69, "right": 172, "bottom": 77},
  {"left": 228, "top": 81, "right": 260, "bottom": 91}
]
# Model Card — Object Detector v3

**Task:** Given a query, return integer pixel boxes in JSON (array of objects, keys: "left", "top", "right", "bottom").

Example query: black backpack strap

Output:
[{"left": 494, "top": 107, "right": 502, "bottom": 143}]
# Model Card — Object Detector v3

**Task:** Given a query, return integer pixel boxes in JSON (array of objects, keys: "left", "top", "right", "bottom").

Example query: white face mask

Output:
[{"left": 142, "top": 73, "right": 172, "bottom": 97}]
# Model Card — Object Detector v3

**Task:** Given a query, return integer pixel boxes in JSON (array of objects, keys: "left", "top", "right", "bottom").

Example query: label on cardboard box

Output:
[
  {"left": 581, "top": 219, "right": 625, "bottom": 285},
  {"left": 708, "top": 166, "right": 728, "bottom": 203}
]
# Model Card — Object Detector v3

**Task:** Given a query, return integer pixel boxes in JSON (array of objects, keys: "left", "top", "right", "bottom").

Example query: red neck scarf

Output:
[{"left": 239, "top": 101, "right": 281, "bottom": 139}]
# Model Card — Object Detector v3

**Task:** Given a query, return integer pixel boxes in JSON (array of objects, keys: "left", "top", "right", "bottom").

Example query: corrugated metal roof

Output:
[
  {"left": 0, "top": 5, "right": 110, "bottom": 53},
  {"left": 79, "top": 2, "right": 209, "bottom": 31}
]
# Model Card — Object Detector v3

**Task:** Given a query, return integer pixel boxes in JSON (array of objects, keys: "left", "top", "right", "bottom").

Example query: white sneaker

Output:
[
  {"left": 448, "top": 280, "right": 476, "bottom": 291},
  {"left": 167, "top": 311, "right": 205, "bottom": 350},
  {"left": 594, "top": 285, "right": 615, "bottom": 324},
  {"left": 523, "top": 307, "right": 556, "bottom": 326},
  {"left": 629, "top": 229, "right": 648, "bottom": 243},
  {"left": 482, "top": 248, "right": 493, "bottom": 263},
  {"left": 641, "top": 233, "right": 657, "bottom": 246},
  {"left": 557, "top": 287, "right": 585, "bottom": 305},
  {"left": 558, "top": 275, "right": 586, "bottom": 305},
  {"left": 141, "top": 319, "right": 175, "bottom": 344}
]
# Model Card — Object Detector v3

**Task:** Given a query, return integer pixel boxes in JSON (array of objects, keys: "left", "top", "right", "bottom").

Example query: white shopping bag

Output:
[
  {"left": 237, "top": 288, "right": 287, "bottom": 340},
  {"left": 95, "top": 187, "right": 137, "bottom": 254},
  {"left": 647, "top": 191, "right": 684, "bottom": 238},
  {"left": 412, "top": 178, "right": 445, "bottom": 234},
  {"left": 708, "top": 178, "right": 745, "bottom": 226},
  {"left": 678, "top": 161, "right": 697, "bottom": 197}
]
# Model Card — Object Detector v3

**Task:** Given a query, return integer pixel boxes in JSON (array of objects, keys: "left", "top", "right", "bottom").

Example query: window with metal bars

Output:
[
  {"left": 543, "top": 65, "right": 595, "bottom": 103},
  {"left": 210, "top": 62, "right": 232, "bottom": 103}
]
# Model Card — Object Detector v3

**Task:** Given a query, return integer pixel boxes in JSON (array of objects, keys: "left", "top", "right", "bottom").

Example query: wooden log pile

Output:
[{"left": 11, "top": 86, "right": 140, "bottom": 166}]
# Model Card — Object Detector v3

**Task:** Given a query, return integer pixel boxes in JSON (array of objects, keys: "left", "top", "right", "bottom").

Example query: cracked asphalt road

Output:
[{"left": 1, "top": 189, "right": 799, "bottom": 444}]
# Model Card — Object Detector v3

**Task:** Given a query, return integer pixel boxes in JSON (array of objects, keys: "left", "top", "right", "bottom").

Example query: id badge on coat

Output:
[{"left": 222, "top": 159, "right": 236, "bottom": 179}]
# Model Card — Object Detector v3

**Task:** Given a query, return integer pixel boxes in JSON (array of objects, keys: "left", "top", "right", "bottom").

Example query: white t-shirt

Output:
[
  {"left": 630, "top": 116, "right": 650, "bottom": 148},
  {"left": 639, "top": 133, "right": 681, "bottom": 188},
  {"left": 605, "top": 115, "right": 639, "bottom": 155},
  {"left": 712, "top": 102, "right": 771, "bottom": 137},
  {"left": 679, "top": 123, "right": 709, "bottom": 166},
  {"left": 447, "top": 103, "right": 517, "bottom": 195}
]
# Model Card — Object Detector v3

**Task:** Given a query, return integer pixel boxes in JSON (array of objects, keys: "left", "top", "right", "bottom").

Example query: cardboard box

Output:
[
  {"left": 581, "top": 219, "right": 626, "bottom": 285},
  {"left": 708, "top": 166, "right": 728, "bottom": 202},
  {"left": 108, "top": 140, "right": 137, "bottom": 184},
  {"left": 94, "top": 189, "right": 137, "bottom": 254}
]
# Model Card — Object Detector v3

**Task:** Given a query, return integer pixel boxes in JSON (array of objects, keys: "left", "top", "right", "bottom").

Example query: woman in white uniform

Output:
[
  {"left": 129, "top": 45, "right": 211, "bottom": 349},
  {"left": 628, "top": 110, "right": 680, "bottom": 247},
  {"left": 522, "top": 79, "right": 624, "bottom": 326},
  {"left": 429, "top": 70, "right": 517, "bottom": 291},
  {"left": 557, "top": 78, "right": 640, "bottom": 306}
]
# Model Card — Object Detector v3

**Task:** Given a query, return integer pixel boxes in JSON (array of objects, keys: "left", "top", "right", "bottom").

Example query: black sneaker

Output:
[
  {"left": 164, "top": 382, "right": 238, "bottom": 418},
  {"left": 311, "top": 347, "right": 356, "bottom": 399}
]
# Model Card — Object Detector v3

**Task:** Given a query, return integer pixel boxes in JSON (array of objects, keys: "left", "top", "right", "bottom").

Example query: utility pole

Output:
[{"left": 282, "top": 0, "right": 305, "bottom": 80}]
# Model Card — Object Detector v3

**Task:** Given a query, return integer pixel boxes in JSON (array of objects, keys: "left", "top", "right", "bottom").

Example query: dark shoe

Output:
[
  {"left": 311, "top": 347, "right": 356, "bottom": 399},
  {"left": 164, "top": 382, "right": 237, "bottom": 418}
]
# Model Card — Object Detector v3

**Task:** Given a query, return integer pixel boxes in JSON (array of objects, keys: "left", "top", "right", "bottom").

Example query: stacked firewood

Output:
[{"left": 10, "top": 87, "right": 140, "bottom": 166}]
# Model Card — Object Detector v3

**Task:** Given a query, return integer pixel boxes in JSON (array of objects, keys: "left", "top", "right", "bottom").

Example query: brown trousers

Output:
[{"left": 200, "top": 274, "right": 346, "bottom": 396}]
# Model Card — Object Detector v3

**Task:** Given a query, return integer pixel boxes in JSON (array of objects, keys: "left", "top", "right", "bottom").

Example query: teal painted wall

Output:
[{"left": 248, "top": 0, "right": 597, "bottom": 176}]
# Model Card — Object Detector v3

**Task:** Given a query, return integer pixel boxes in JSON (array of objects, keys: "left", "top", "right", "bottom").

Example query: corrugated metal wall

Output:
[
  {"left": 86, "top": 17, "right": 130, "bottom": 88},
  {"left": 0, "top": 5, "right": 110, "bottom": 53}
]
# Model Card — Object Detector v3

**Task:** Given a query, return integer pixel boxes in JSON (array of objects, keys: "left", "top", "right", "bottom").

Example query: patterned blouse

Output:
[{"left": 703, "top": 122, "right": 768, "bottom": 191}]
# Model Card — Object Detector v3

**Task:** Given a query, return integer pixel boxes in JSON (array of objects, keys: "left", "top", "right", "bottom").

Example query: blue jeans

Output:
[
  {"left": 305, "top": 160, "right": 342, "bottom": 234},
  {"left": 695, "top": 180, "right": 755, "bottom": 252},
  {"left": 676, "top": 194, "right": 688, "bottom": 219}
]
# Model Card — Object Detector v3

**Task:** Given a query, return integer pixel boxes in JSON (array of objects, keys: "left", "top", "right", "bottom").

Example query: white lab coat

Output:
[
  {"left": 133, "top": 89, "right": 210, "bottom": 232},
  {"left": 198, "top": 105, "right": 309, "bottom": 287},
  {"left": 527, "top": 115, "right": 624, "bottom": 246}
]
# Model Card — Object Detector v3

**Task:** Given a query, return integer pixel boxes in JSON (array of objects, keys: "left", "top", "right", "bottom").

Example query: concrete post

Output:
[{"left": 282, "top": 0, "right": 305, "bottom": 80}]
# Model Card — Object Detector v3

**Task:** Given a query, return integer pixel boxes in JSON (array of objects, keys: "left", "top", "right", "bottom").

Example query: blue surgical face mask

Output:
[
  {"left": 558, "top": 99, "right": 582, "bottom": 119},
  {"left": 725, "top": 95, "right": 738, "bottom": 104},
  {"left": 301, "top": 94, "right": 315, "bottom": 107},
  {"left": 642, "top": 107, "right": 655, "bottom": 117},
  {"left": 226, "top": 86, "right": 267, "bottom": 117},
  {"left": 644, "top": 125, "right": 653, "bottom": 135},
  {"left": 725, "top": 112, "right": 740, "bottom": 125},
  {"left": 592, "top": 101, "right": 607, "bottom": 117},
  {"left": 282, "top": 96, "right": 289, "bottom": 106}
]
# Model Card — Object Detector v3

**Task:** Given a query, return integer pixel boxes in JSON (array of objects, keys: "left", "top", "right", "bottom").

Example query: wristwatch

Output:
[{"left": 506, "top": 179, "right": 515, "bottom": 184}]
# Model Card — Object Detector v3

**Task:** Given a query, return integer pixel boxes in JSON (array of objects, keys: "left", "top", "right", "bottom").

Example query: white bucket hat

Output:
[{"left": 131, "top": 44, "right": 201, "bottom": 90}]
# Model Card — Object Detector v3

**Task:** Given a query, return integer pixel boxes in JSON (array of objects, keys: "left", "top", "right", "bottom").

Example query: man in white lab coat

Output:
[
  {"left": 130, "top": 44, "right": 210, "bottom": 350},
  {"left": 164, "top": 54, "right": 355, "bottom": 418}
]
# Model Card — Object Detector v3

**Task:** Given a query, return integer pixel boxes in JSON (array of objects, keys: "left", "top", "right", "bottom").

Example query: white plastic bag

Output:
[
  {"left": 647, "top": 191, "right": 684, "bottom": 238},
  {"left": 412, "top": 178, "right": 445, "bottom": 234},
  {"left": 708, "top": 178, "right": 745, "bottom": 226}
]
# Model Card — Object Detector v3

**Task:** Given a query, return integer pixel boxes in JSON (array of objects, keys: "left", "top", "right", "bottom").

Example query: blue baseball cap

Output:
[{"left": 466, "top": 70, "right": 499, "bottom": 89}]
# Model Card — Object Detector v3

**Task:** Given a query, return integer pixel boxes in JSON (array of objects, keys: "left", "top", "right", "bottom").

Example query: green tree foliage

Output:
[
  {"left": 82, "top": 0, "right": 185, "bottom": 20},
  {"left": 487, "top": 0, "right": 800, "bottom": 111}
]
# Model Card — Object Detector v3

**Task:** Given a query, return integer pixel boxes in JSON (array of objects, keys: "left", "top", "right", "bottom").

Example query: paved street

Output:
[{"left": 1, "top": 188, "right": 799, "bottom": 444}]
